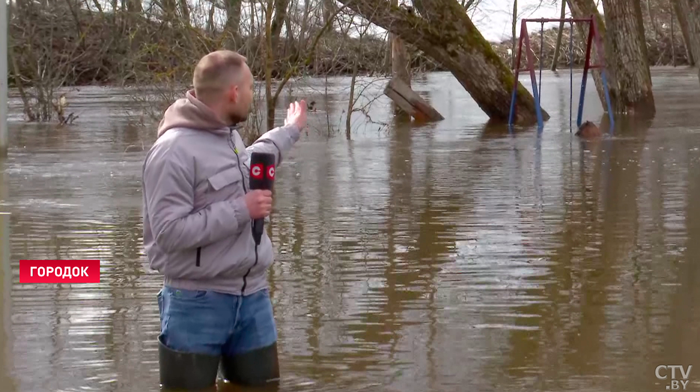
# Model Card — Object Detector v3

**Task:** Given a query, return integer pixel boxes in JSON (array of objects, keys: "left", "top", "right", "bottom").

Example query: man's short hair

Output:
[{"left": 193, "top": 50, "right": 248, "bottom": 98}]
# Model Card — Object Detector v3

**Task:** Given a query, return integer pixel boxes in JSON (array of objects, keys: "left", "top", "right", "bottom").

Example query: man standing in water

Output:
[{"left": 142, "top": 50, "right": 307, "bottom": 389}]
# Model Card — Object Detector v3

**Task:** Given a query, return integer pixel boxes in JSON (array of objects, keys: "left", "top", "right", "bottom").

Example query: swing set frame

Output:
[{"left": 507, "top": 16, "right": 615, "bottom": 132}]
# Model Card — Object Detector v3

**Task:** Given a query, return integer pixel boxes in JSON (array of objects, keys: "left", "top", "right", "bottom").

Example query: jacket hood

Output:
[{"left": 157, "top": 89, "right": 229, "bottom": 137}]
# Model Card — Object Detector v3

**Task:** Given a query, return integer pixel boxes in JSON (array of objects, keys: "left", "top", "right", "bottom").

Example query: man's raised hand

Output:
[{"left": 285, "top": 100, "right": 307, "bottom": 130}]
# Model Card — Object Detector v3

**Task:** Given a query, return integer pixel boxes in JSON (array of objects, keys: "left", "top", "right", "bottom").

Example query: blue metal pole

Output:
[
  {"left": 569, "top": 22, "right": 574, "bottom": 132},
  {"left": 538, "top": 22, "right": 544, "bottom": 109},
  {"left": 577, "top": 75, "right": 587, "bottom": 128},
  {"left": 522, "top": 26, "right": 544, "bottom": 130},
  {"left": 508, "top": 86, "right": 517, "bottom": 133},
  {"left": 601, "top": 69, "right": 615, "bottom": 133},
  {"left": 531, "top": 75, "right": 544, "bottom": 130},
  {"left": 577, "top": 19, "right": 595, "bottom": 128}
]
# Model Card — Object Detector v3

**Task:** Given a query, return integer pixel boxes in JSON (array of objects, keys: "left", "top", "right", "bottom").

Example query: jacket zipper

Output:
[
  {"left": 240, "top": 246, "right": 258, "bottom": 295},
  {"left": 196, "top": 247, "right": 201, "bottom": 267},
  {"left": 229, "top": 128, "right": 255, "bottom": 294},
  {"left": 230, "top": 128, "right": 248, "bottom": 193}
]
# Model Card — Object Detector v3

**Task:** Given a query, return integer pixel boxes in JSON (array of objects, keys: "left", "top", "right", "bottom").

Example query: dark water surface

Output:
[{"left": 1, "top": 68, "right": 700, "bottom": 392}]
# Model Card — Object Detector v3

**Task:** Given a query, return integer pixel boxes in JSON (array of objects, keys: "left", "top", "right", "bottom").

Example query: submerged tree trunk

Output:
[
  {"left": 601, "top": 0, "right": 655, "bottom": 115},
  {"left": 336, "top": 0, "right": 549, "bottom": 125},
  {"left": 673, "top": 0, "right": 696, "bottom": 66},
  {"left": 567, "top": 0, "right": 612, "bottom": 111}
]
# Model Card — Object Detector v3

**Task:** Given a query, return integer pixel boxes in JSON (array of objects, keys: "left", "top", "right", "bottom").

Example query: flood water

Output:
[{"left": 1, "top": 67, "right": 700, "bottom": 392}]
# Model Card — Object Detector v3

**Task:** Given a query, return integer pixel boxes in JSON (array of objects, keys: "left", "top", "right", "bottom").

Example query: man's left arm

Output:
[{"left": 246, "top": 123, "right": 301, "bottom": 165}]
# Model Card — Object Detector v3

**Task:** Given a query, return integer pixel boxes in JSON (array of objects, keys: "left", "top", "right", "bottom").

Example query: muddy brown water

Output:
[{"left": 1, "top": 68, "right": 700, "bottom": 392}]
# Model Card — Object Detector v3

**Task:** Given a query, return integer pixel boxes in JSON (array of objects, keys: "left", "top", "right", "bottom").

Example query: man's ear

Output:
[
  {"left": 227, "top": 84, "right": 238, "bottom": 103},
  {"left": 232, "top": 85, "right": 240, "bottom": 103}
]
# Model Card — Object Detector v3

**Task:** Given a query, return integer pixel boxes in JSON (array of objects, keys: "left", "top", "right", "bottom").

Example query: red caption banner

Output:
[{"left": 19, "top": 260, "right": 101, "bottom": 283}]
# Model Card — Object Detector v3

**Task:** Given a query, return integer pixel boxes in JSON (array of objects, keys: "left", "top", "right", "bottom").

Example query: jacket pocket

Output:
[
  {"left": 192, "top": 166, "right": 247, "bottom": 269},
  {"left": 207, "top": 166, "right": 243, "bottom": 192},
  {"left": 195, "top": 166, "right": 246, "bottom": 211}
]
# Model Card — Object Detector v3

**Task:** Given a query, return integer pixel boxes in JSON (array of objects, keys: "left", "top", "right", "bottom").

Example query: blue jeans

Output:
[{"left": 157, "top": 286, "right": 278, "bottom": 357}]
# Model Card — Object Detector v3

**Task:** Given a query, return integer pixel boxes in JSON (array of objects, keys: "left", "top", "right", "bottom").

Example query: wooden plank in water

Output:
[
  {"left": 0, "top": 213, "right": 13, "bottom": 392},
  {"left": 383, "top": 78, "right": 444, "bottom": 122},
  {"left": 0, "top": 0, "right": 7, "bottom": 157}
]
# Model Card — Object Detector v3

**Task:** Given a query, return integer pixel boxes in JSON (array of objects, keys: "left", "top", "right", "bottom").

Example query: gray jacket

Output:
[{"left": 142, "top": 90, "right": 300, "bottom": 296}]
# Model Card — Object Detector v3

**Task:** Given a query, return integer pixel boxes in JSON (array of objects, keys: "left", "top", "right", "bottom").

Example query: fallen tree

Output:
[{"left": 335, "top": 0, "right": 549, "bottom": 125}]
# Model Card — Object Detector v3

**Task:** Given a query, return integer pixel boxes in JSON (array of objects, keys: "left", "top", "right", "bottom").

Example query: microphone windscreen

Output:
[{"left": 249, "top": 152, "right": 276, "bottom": 191}]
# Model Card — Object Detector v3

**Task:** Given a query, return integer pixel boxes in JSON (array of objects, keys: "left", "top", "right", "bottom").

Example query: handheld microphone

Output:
[{"left": 249, "top": 152, "right": 276, "bottom": 245}]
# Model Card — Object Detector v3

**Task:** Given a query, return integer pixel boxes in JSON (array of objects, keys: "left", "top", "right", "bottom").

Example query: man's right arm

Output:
[{"left": 143, "top": 145, "right": 251, "bottom": 253}]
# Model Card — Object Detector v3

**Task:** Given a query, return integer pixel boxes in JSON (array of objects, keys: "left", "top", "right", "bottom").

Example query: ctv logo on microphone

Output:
[
  {"left": 251, "top": 163, "right": 275, "bottom": 180},
  {"left": 251, "top": 163, "right": 263, "bottom": 179},
  {"left": 19, "top": 260, "right": 101, "bottom": 283}
]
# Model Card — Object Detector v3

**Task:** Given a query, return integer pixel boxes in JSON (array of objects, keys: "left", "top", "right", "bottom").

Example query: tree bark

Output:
[
  {"left": 512, "top": 0, "right": 517, "bottom": 70},
  {"left": 336, "top": 0, "right": 549, "bottom": 125},
  {"left": 646, "top": 0, "right": 661, "bottom": 40},
  {"left": 225, "top": 0, "right": 242, "bottom": 44},
  {"left": 207, "top": 1, "right": 216, "bottom": 33},
  {"left": 601, "top": 0, "right": 656, "bottom": 115},
  {"left": 392, "top": 37, "right": 411, "bottom": 88},
  {"left": 270, "top": 0, "right": 290, "bottom": 52},
  {"left": 391, "top": 0, "right": 411, "bottom": 116},
  {"left": 161, "top": 0, "right": 177, "bottom": 21},
  {"left": 265, "top": 0, "right": 275, "bottom": 131},
  {"left": 672, "top": 6, "right": 676, "bottom": 66},
  {"left": 566, "top": 0, "right": 611, "bottom": 111},
  {"left": 179, "top": 0, "right": 190, "bottom": 25},
  {"left": 298, "top": 0, "right": 312, "bottom": 48},
  {"left": 384, "top": 36, "right": 392, "bottom": 73},
  {"left": 673, "top": 0, "right": 696, "bottom": 66},
  {"left": 126, "top": 0, "right": 141, "bottom": 13},
  {"left": 551, "top": 0, "right": 567, "bottom": 71},
  {"left": 323, "top": 0, "right": 335, "bottom": 25},
  {"left": 678, "top": 0, "right": 700, "bottom": 69}
]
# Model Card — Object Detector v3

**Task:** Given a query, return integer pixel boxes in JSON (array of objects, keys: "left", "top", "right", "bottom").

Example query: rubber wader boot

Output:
[
  {"left": 220, "top": 342, "right": 280, "bottom": 387},
  {"left": 159, "top": 335, "right": 221, "bottom": 391}
]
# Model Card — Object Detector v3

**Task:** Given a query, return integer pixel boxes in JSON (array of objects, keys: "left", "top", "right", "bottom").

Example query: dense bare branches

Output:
[{"left": 8, "top": 0, "right": 700, "bottom": 124}]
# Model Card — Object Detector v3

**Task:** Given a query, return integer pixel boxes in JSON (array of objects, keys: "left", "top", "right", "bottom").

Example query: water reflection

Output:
[{"left": 1, "top": 68, "right": 700, "bottom": 391}]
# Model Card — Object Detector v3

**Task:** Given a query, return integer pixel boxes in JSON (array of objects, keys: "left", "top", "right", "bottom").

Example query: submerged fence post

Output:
[
  {"left": 0, "top": 212, "right": 14, "bottom": 391},
  {"left": 0, "top": 0, "right": 8, "bottom": 157}
]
